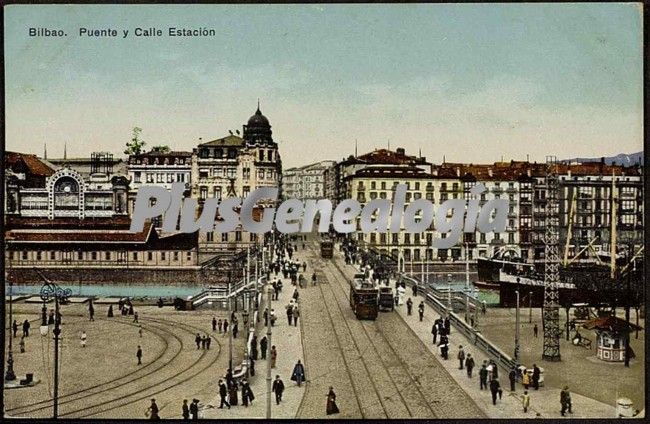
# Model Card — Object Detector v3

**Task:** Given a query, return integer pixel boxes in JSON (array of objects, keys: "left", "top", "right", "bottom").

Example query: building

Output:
[
  {"left": 126, "top": 150, "right": 192, "bottom": 213},
  {"left": 283, "top": 160, "right": 335, "bottom": 200},
  {"left": 191, "top": 106, "right": 282, "bottom": 252}
]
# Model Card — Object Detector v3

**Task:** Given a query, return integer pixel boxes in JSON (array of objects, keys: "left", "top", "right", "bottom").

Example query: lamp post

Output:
[
  {"left": 5, "top": 275, "right": 16, "bottom": 382},
  {"left": 465, "top": 243, "right": 470, "bottom": 323},
  {"left": 265, "top": 284, "right": 273, "bottom": 419},
  {"left": 529, "top": 291, "right": 533, "bottom": 324},
  {"left": 515, "top": 278, "right": 521, "bottom": 364},
  {"left": 40, "top": 281, "right": 71, "bottom": 419},
  {"left": 228, "top": 270, "right": 233, "bottom": 371}
]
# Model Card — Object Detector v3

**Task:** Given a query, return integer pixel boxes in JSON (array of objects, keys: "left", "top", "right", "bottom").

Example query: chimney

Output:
[
  {"left": 396, "top": 147, "right": 405, "bottom": 156},
  {"left": 488, "top": 168, "right": 493, "bottom": 177}
]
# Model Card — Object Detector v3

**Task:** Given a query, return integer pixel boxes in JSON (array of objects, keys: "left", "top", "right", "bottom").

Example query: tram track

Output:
[{"left": 8, "top": 316, "right": 224, "bottom": 419}]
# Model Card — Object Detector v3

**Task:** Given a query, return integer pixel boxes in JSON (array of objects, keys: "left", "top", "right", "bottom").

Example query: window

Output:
[
  {"left": 207, "top": 232, "right": 214, "bottom": 242},
  {"left": 214, "top": 187, "right": 222, "bottom": 200},
  {"left": 222, "top": 233, "right": 229, "bottom": 242},
  {"left": 392, "top": 234, "right": 398, "bottom": 244},
  {"left": 381, "top": 182, "right": 386, "bottom": 190},
  {"left": 235, "top": 231, "right": 242, "bottom": 242},
  {"left": 404, "top": 234, "right": 411, "bottom": 244},
  {"left": 268, "top": 150, "right": 273, "bottom": 161},
  {"left": 147, "top": 252, "right": 153, "bottom": 261},
  {"left": 78, "top": 251, "right": 83, "bottom": 260},
  {"left": 173, "top": 252, "right": 179, "bottom": 261},
  {"left": 22, "top": 251, "right": 28, "bottom": 260},
  {"left": 371, "top": 181, "right": 376, "bottom": 189},
  {"left": 508, "top": 233, "right": 515, "bottom": 244},
  {"left": 91, "top": 252, "right": 97, "bottom": 260},
  {"left": 134, "top": 172, "right": 141, "bottom": 183},
  {"left": 105, "top": 252, "right": 111, "bottom": 260},
  {"left": 200, "top": 186, "right": 208, "bottom": 200},
  {"left": 50, "top": 251, "right": 56, "bottom": 260},
  {"left": 415, "top": 182, "right": 420, "bottom": 190},
  {"left": 187, "top": 252, "right": 192, "bottom": 261},
  {"left": 132, "top": 252, "right": 138, "bottom": 261}
]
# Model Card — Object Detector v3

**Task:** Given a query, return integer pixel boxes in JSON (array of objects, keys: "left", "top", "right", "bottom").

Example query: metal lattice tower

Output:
[{"left": 542, "top": 156, "right": 561, "bottom": 361}]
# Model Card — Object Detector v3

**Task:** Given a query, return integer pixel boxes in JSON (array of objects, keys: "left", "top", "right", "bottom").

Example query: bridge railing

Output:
[{"left": 398, "top": 274, "right": 517, "bottom": 373}]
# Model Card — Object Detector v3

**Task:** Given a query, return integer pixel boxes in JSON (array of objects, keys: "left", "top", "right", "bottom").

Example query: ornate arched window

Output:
[{"left": 53, "top": 176, "right": 80, "bottom": 210}]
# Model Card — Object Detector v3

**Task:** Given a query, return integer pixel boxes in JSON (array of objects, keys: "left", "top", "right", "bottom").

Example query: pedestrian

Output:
[
  {"left": 406, "top": 298, "right": 413, "bottom": 315},
  {"left": 241, "top": 380, "right": 255, "bottom": 407},
  {"left": 457, "top": 345, "right": 465, "bottom": 369},
  {"left": 249, "top": 355, "right": 256, "bottom": 376},
  {"left": 190, "top": 398, "right": 200, "bottom": 419},
  {"left": 80, "top": 331, "right": 87, "bottom": 348},
  {"left": 200, "top": 335, "right": 206, "bottom": 349},
  {"left": 291, "top": 359, "right": 305, "bottom": 386},
  {"left": 522, "top": 390, "right": 530, "bottom": 413},
  {"left": 522, "top": 369, "right": 530, "bottom": 389},
  {"left": 212, "top": 317, "right": 217, "bottom": 332},
  {"left": 218, "top": 318, "right": 223, "bottom": 333},
  {"left": 479, "top": 364, "right": 488, "bottom": 390},
  {"left": 431, "top": 322, "right": 438, "bottom": 344},
  {"left": 89, "top": 302, "right": 95, "bottom": 321},
  {"left": 137, "top": 345, "right": 143, "bottom": 365},
  {"left": 232, "top": 322, "right": 238, "bottom": 339},
  {"left": 302, "top": 262, "right": 307, "bottom": 272},
  {"left": 139, "top": 325, "right": 143, "bottom": 338},
  {"left": 12, "top": 320, "right": 18, "bottom": 338},
  {"left": 22, "top": 319, "right": 30, "bottom": 337},
  {"left": 146, "top": 398, "right": 160, "bottom": 420},
  {"left": 217, "top": 379, "right": 231, "bottom": 409},
  {"left": 251, "top": 335, "right": 258, "bottom": 360},
  {"left": 19, "top": 336, "right": 25, "bottom": 353},
  {"left": 532, "top": 364, "right": 540, "bottom": 390},
  {"left": 206, "top": 336, "right": 211, "bottom": 350},
  {"left": 490, "top": 378, "right": 501, "bottom": 405},
  {"left": 223, "top": 319, "right": 229, "bottom": 334},
  {"left": 418, "top": 301, "right": 425, "bottom": 321},
  {"left": 560, "top": 386, "right": 572, "bottom": 416},
  {"left": 272, "top": 375, "right": 285, "bottom": 404},
  {"left": 326, "top": 386, "right": 340, "bottom": 415},
  {"left": 128, "top": 304, "right": 134, "bottom": 316},
  {"left": 271, "top": 345, "right": 277, "bottom": 368},
  {"left": 444, "top": 316, "right": 451, "bottom": 335},
  {"left": 271, "top": 309, "right": 277, "bottom": 327},
  {"left": 293, "top": 305, "right": 300, "bottom": 326},
  {"left": 487, "top": 361, "right": 494, "bottom": 381},
  {"left": 107, "top": 304, "right": 114, "bottom": 318},
  {"left": 260, "top": 336, "right": 268, "bottom": 359},
  {"left": 440, "top": 343, "right": 449, "bottom": 360},
  {"left": 286, "top": 303, "right": 294, "bottom": 325},
  {"left": 509, "top": 367, "right": 517, "bottom": 392},
  {"left": 263, "top": 308, "right": 269, "bottom": 326},
  {"left": 182, "top": 399, "right": 190, "bottom": 420},
  {"left": 465, "top": 354, "right": 475, "bottom": 378},
  {"left": 533, "top": 323, "right": 538, "bottom": 338},
  {"left": 157, "top": 297, "right": 164, "bottom": 308},
  {"left": 195, "top": 333, "right": 201, "bottom": 349},
  {"left": 312, "top": 272, "right": 317, "bottom": 286},
  {"left": 134, "top": 312, "right": 139, "bottom": 323},
  {"left": 225, "top": 368, "right": 234, "bottom": 389},
  {"left": 413, "top": 283, "right": 418, "bottom": 297},
  {"left": 293, "top": 288, "right": 299, "bottom": 301}
]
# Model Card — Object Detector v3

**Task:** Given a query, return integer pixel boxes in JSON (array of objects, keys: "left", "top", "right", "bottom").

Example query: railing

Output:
[
  {"left": 399, "top": 274, "right": 518, "bottom": 374},
  {"left": 190, "top": 276, "right": 267, "bottom": 308}
]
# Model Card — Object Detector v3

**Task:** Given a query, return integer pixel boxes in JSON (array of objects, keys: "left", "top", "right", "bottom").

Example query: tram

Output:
[
  {"left": 320, "top": 239, "right": 334, "bottom": 259},
  {"left": 349, "top": 276, "right": 379, "bottom": 320}
]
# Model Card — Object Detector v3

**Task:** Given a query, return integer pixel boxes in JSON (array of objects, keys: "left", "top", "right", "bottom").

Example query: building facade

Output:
[{"left": 283, "top": 160, "right": 335, "bottom": 200}]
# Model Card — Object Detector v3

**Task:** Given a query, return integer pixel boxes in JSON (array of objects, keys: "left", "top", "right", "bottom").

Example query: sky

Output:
[{"left": 4, "top": 3, "right": 643, "bottom": 168}]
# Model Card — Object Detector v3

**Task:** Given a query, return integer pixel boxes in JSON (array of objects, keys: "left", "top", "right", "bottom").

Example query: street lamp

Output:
[
  {"left": 5, "top": 275, "right": 16, "bottom": 382},
  {"left": 515, "top": 278, "right": 521, "bottom": 364},
  {"left": 529, "top": 291, "right": 533, "bottom": 324},
  {"left": 40, "top": 281, "right": 72, "bottom": 419}
]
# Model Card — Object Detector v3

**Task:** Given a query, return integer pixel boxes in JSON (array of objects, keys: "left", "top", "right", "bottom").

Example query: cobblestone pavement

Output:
[
  {"left": 296, "top": 240, "right": 485, "bottom": 419},
  {"left": 4, "top": 303, "right": 245, "bottom": 419},
  {"left": 397, "top": 290, "right": 622, "bottom": 419},
  {"left": 478, "top": 306, "right": 645, "bottom": 410}
]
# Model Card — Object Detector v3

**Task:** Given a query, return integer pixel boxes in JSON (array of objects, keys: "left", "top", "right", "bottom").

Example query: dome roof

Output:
[{"left": 247, "top": 107, "right": 270, "bottom": 127}]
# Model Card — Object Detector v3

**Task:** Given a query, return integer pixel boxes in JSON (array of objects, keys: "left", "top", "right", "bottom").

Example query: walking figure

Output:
[
  {"left": 326, "top": 387, "right": 340, "bottom": 415},
  {"left": 241, "top": 380, "right": 255, "bottom": 407},
  {"left": 406, "top": 298, "right": 413, "bottom": 315},
  {"left": 509, "top": 367, "right": 517, "bottom": 392},
  {"left": 479, "top": 364, "right": 488, "bottom": 390},
  {"left": 80, "top": 331, "right": 87, "bottom": 348},
  {"left": 533, "top": 323, "right": 538, "bottom": 338},
  {"left": 457, "top": 345, "right": 465, "bottom": 369},
  {"left": 431, "top": 322, "right": 438, "bottom": 344},
  {"left": 418, "top": 301, "right": 425, "bottom": 321},
  {"left": 522, "top": 390, "right": 530, "bottom": 413},
  {"left": 108, "top": 305, "right": 114, "bottom": 317},
  {"left": 12, "top": 320, "right": 18, "bottom": 338},
  {"left": 270, "top": 345, "right": 278, "bottom": 368},
  {"left": 134, "top": 312, "right": 139, "bottom": 323},
  {"left": 260, "top": 336, "right": 268, "bottom": 359},
  {"left": 560, "top": 386, "right": 572, "bottom": 416},
  {"left": 89, "top": 302, "right": 95, "bottom": 321},
  {"left": 272, "top": 375, "right": 285, "bottom": 404},
  {"left": 218, "top": 319, "right": 223, "bottom": 333},
  {"left": 195, "top": 333, "right": 201, "bottom": 349},
  {"left": 182, "top": 399, "right": 190, "bottom": 420},
  {"left": 522, "top": 370, "right": 530, "bottom": 389},
  {"left": 293, "top": 305, "right": 300, "bottom": 326},
  {"left": 490, "top": 378, "right": 501, "bottom": 405},
  {"left": 146, "top": 398, "right": 160, "bottom": 420},
  {"left": 137, "top": 345, "right": 143, "bottom": 365},
  {"left": 218, "top": 380, "right": 230, "bottom": 409},
  {"left": 190, "top": 398, "right": 200, "bottom": 419},
  {"left": 19, "top": 336, "right": 25, "bottom": 353},
  {"left": 212, "top": 317, "right": 217, "bottom": 332},
  {"left": 22, "top": 319, "right": 30, "bottom": 337},
  {"left": 532, "top": 364, "right": 540, "bottom": 390},
  {"left": 465, "top": 354, "right": 475, "bottom": 378},
  {"left": 291, "top": 360, "right": 305, "bottom": 386}
]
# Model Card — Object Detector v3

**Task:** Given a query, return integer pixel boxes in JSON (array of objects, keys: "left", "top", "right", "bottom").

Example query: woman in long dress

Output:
[
  {"left": 270, "top": 346, "right": 277, "bottom": 369},
  {"left": 326, "top": 387, "right": 339, "bottom": 415}
]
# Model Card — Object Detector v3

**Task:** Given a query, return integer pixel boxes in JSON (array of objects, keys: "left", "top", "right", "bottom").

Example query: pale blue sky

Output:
[{"left": 4, "top": 3, "right": 643, "bottom": 168}]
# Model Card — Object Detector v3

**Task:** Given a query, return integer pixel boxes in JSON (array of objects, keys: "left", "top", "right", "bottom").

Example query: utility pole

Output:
[
  {"left": 624, "top": 243, "right": 631, "bottom": 367},
  {"left": 465, "top": 243, "right": 470, "bottom": 323},
  {"left": 529, "top": 291, "right": 533, "bottom": 324},
  {"left": 266, "top": 284, "right": 273, "bottom": 419},
  {"left": 5, "top": 273, "right": 16, "bottom": 381},
  {"left": 515, "top": 288, "right": 521, "bottom": 364},
  {"left": 228, "top": 271, "right": 233, "bottom": 370}
]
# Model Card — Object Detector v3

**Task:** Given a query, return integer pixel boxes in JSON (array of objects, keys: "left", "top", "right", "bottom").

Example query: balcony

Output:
[{"left": 492, "top": 187, "right": 504, "bottom": 194}]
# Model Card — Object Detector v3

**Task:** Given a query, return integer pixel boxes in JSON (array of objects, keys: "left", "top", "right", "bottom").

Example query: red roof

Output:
[
  {"left": 5, "top": 151, "right": 55, "bottom": 177},
  {"left": 583, "top": 316, "right": 643, "bottom": 332}
]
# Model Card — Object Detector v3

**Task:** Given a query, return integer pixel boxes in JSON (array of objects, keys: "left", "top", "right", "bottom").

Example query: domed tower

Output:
[{"left": 242, "top": 103, "right": 275, "bottom": 147}]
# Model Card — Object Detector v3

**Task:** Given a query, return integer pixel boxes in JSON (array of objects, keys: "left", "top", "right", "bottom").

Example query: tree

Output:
[
  {"left": 150, "top": 145, "right": 171, "bottom": 154},
  {"left": 124, "top": 127, "right": 146, "bottom": 156}
]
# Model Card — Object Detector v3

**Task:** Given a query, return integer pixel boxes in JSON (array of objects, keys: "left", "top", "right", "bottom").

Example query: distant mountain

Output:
[{"left": 562, "top": 152, "right": 643, "bottom": 166}]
